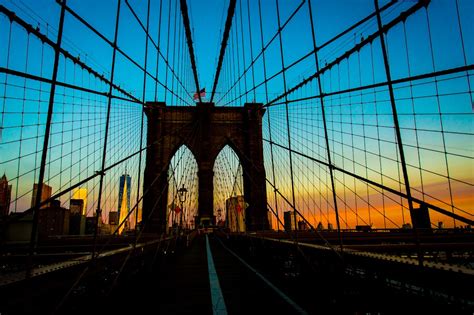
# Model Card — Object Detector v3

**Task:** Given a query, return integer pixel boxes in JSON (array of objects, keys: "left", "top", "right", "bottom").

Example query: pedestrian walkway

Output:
[
  {"left": 121, "top": 233, "right": 307, "bottom": 314},
  {"left": 209, "top": 235, "right": 307, "bottom": 314}
]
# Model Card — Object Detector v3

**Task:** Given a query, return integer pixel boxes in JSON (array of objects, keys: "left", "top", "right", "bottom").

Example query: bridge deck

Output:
[
  {"left": 1, "top": 233, "right": 472, "bottom": 314},
  {"left": 105, "top": 234, "right": 303, "bottom": 314},
  {"left": 209, "top": 235, "right": 301, "bottom": 314}
]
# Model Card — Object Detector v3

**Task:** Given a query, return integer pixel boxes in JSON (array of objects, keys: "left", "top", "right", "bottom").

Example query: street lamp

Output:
[{"left": 178, "top": 184, "right": 188, "bottom": 230}]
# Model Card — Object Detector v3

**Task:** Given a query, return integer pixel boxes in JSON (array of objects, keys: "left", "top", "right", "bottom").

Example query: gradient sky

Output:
[{"left": 0, "top": 0, "right": 473, "bottom": 229}]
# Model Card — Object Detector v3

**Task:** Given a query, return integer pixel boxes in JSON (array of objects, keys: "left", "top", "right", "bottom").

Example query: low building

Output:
[
  {"left": 108, "top": 211, "right": 119, "bottom": 234},
  {"left": 356, "top": 225, "right": 372, "bottom": 232},
  {"left": 3, "top": 212, "right": 33, "bottom": 243},
  {"left": 85, "top": 217, "right": 97, "bottom": 235},
  {"left": 38, "top": 200, "right": 69, "bottom": 238},
  {"left": 100, "top": 223, "right": 112, "bottom": 235},
  {"left": 109, "top": 211, "right": 119, "bottom": 225},
  {"left": 297, "top": 220, "right": 308, "bottom": 231}
]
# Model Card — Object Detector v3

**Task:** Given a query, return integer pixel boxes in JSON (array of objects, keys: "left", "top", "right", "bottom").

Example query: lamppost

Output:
[
  {"left": 178, "top": 184, "right": 188, "bottom": 231},
  {"left": 217, "top": 208, "right": 222, "bottom": 226}
]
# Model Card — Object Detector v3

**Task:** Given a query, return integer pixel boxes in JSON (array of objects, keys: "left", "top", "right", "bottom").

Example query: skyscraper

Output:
[
  {"left": 118, "top": 173, "right": 131, "bottom": 234},
  {"left": 0, "top": 174, "right": 12, "bottom": 216},
  {"left": 72, "top": 188, "right": 88, "bottom": 215},
  {"left": 31, "top": 183, "right": 52, "bottom": 209},
  {"left": 69, "top": 199, "right": 84, "bottom": 215},
  {"left": 69, "top": 199, "right": 86, "bottom": 235},
  {"left": 284, "top": 211, "right": 296, "bottom": 231}
]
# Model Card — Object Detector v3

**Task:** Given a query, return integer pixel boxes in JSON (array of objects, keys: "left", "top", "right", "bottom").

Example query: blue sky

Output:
[{"left": 0, "top": 0, "right": 473, "bottom": 228}]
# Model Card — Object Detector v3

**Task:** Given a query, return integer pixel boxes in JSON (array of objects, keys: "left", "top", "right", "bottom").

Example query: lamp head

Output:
[{"left": 178, "top": 184, "right": 188, "bottom": 202}]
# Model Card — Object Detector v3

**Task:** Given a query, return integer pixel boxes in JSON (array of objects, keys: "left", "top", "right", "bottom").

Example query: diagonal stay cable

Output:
[
  {"left": 0, "top": 4, "right": 140, "bottom": 104},
  {"left": 54, "top": 119, "right": 200, "bottom": 312},
  {"left": 265, "top": 202, "right": 342, "bottom": 261},
  {"left": 210, "top": 0, "right": 237, "bottom": 103},
  {"left": 54, "top": 1, "right": 191, "bottom": 105},
  {"left": 106, "top": 121, "right": 201, "bottom": 295},
  {"left": 179, "top": 0, "right": 201, "bottom": 103},
  {"left": 218, "top": 135, "right": 345, "bottom": 268},
  {"left": 216, "top": 0, "right": 397, "bottom": 105},
  {"left": 223, "top": 134, "right": 343, "bottom": 256},
  {"left": 263, "top": 138, "right": 474, "bottom": 226},
  {"left": 265, "top": 0, "right": 429, "bottom": 107},
  {"left": 124, "top": 0, "right": 193, "bottom": 102},
  {"left": 104, "top": 118, "right": 203, "bottom": 294},
  {"left": 4, "top": 118, "right": 198, "bottom": 224},
  {"left": 265, "top": 64, "right": 474, "bottom": 108}
]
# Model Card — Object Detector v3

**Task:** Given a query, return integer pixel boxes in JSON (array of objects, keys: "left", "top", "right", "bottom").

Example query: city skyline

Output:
[
  {"left": 0, "top": 1, "right": 472, "bottom": 313},
  {"left": 0, "top": 0, "right": 472, "bottom": 231}
]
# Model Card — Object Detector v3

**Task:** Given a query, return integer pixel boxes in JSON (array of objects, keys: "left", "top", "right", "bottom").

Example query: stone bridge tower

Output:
[{"left": 142, "top": 102, "right": 269, "bottom": 233}]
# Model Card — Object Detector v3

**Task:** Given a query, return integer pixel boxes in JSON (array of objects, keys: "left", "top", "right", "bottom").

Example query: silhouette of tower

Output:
[
  {"left": 118, "top": 173, "right": 131, "bottom": 234},
  {"left": 0, "top": 174, "right": 12, "bottom": 216},
  {"left": 31, "top": 183, "right": 52, "bottom": 209},
  {"left": 72, "top": 188, "right": 88, "bottom": 215}
]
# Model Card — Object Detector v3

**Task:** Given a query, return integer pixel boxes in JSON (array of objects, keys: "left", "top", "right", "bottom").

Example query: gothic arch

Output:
[
  {"left": 167, "top": 144, "right": 198, "bottom": 230},
  {"left": 210, "top": 139, "right": 245, "bottom": 170},
  {"left": 143, "top": 102, "right": 269, "bottom": 232},
  {"left": 213, "top": 144, "right": 244, "bottom": 215}
]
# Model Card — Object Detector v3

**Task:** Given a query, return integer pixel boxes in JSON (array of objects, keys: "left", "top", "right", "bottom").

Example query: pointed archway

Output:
[
  {"left": 213, "top": 145, "right": 244, "bottom": 227},
  {"left": 167, "top": 145, "right": 198, "bottom": 231},
  {"left": 143, "top": 102, "right": 269, "bottom": 233}
]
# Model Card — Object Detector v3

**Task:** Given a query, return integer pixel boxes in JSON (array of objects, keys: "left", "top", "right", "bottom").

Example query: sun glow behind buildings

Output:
[{"left": 0, "top": 0, "right": 472, "bottom": 232}]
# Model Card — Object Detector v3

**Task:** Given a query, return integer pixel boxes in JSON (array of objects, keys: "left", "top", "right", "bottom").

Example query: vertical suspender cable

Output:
[
  {"left": 424, "top": 7, "right": 456, "bottom": 228},
  {"left": 180, "top": 0, "right": 202, "bottom": 103},
  {"left": 210, "top": 0, "right": 237, "bottom": 103},
  {"left": 27, "top": 0, "right": 67, "bottom": 277},
  {"left": 154, "top": 0, "right": 163, "bottom": 101},
  {"left": 238, "top": 1, "right": 247, "bottom": 102},
  {"left": 164, "top": 0, "right": 172, "bottom": 103},
  {"left": 171, "top": 0, "right": 178, "bottom": 105},
  {"left": 307, "top": 0, "right": 344, "bottom": 251},
  {"left": 275, "top": 0, "right": 298, "bottom": 233},
  {"left": 258, "top": 0, "right": 280, "bottom": 231},
  {"left": 92, "top": 0, "right": 122, "bottom": 259},
  {"left": 135, "top": 0, "right": 151, "bottom": 236},
  {"left": 247, "top": 0, "right": 256, "bottom": 102},
  {"left": 15, "top": 34, "right": 30, "bottom": 214},
  {"left": 374, "top": 0, "right": 422, "bottom": 266}
]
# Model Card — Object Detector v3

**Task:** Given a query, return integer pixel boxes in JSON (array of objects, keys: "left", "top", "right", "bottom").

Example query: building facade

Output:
[
  {"left": 69, "top": 199, "right": 86, "bottom": 235},
  {"left": 72, "top": 188, "right": 88, "bottom": 215},
  {"left": 31, "top": 183, "right": 52, "bottom": 209},
  {"left": 118, "top": 174, "right": 131, "bottom": 234},
  {"left": 284, "top": 211, "right": 296, "bottom": 231},
  {"left": 0, "top": 174, "right": 12, "bottom": 217},
  {"left": 38, "top": 200, "right": 70, "bottom": 238}
]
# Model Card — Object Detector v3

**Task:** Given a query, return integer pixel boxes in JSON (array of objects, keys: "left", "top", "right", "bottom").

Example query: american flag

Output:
[{"left": 193, "top": 88, "right": 206, "bottom": 100}]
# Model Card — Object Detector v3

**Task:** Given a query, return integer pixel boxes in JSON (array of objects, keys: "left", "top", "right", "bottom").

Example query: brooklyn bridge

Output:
[{"left": 0, "top": 0, "right": 473, "bottom": 313}]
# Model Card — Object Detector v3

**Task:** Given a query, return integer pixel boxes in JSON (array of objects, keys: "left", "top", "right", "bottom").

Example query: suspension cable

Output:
[
  {"left": 210, "top": 0, "right": 236, "bottom": 103},
  {"left": 179, "top": 0, "right": 202, "bottom": 103}
]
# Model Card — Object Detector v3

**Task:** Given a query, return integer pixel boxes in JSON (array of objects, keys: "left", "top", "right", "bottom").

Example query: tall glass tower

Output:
[{"left": 118, "top": 173, "right": 131, "bottom": 234}]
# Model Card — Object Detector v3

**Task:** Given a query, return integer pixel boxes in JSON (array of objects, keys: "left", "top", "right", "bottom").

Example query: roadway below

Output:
[
  {"left": 1, "top": 232, "right": 473, "bottom": 314},
  {"left": 89, "top": 233, "right": 305, "bottom": 314}
]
